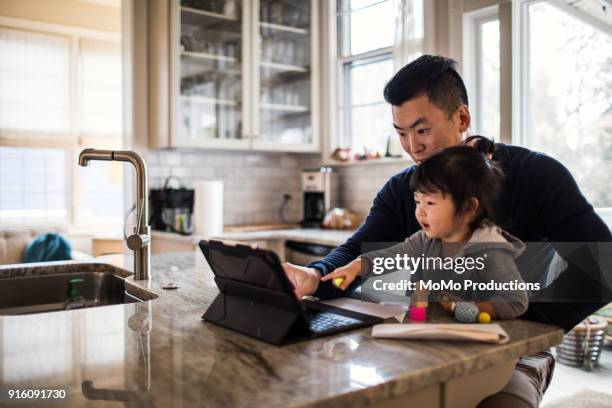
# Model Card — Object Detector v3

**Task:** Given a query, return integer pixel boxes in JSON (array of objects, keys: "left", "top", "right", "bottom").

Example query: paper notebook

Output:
[
  {"left": 319, "top": 298, "right": 409, "bottom": 320},
  {"left": 372, "top": 323, "right": 510, "bottom": 344}
]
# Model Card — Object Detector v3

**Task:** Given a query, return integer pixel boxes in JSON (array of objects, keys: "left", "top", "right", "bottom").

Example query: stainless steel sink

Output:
[{"left": 0, "top": 263, "right": 158, "bottom": 315}]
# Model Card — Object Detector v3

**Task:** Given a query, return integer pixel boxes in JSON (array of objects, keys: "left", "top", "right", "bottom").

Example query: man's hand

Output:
[{"left": 282, "top": 262, "right": 321, "bottom": 299}]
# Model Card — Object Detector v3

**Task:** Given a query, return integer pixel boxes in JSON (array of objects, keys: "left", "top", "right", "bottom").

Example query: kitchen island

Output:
[{"left": 0, "top": 252, "right": 563, "bottom": 407}]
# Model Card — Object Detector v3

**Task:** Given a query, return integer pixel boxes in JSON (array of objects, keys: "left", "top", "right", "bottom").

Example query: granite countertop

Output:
[
  {"left": 0, "top": 253, "right": 564, "bottom": 407},
  {"left": 152, "top": 228, "right": 355, "bottom": 247}
]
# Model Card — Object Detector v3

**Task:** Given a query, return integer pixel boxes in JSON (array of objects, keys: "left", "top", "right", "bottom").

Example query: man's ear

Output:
[{"left": 457, "top": 105, "right": 471, "bottom": 133}]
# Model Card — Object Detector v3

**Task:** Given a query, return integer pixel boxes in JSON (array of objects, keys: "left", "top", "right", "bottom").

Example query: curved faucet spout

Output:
[
  {"left": 77, "top": 148, "right": 151, "bottom": 281},
  {"left": 78, "top": 149, "right": 114, "bottom": 166}
]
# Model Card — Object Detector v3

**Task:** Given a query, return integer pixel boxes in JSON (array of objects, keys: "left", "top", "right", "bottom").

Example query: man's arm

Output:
[
  {"left": 520, "top": 154, "right": 611, "bottom": 332},
  {"left": 306, "top": 173, "right": 412, "bottom": 299}
]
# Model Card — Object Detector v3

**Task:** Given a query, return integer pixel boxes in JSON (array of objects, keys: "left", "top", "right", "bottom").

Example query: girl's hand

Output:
[
  {"left": 440, "top": 301, "right": 454, "bottom": 314},
  {"left": 320, "top": 258, "right": 362, "bottom": 291},
  {"left": 438, "top": 293, "right": 457, "bottom": 315}
]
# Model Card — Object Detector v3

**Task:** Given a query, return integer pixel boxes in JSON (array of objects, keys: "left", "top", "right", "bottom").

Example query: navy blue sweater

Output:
[{"left": 308, "top": 144, "right": 611, "bottom": 332}]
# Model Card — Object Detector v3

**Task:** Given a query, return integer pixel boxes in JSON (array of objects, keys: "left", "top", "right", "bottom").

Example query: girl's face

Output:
[{"left": 414, "top": 190, "right": 474, "bottom": 242}]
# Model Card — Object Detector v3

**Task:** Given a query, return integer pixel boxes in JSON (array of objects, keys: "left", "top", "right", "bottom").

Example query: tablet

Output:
[{"left": 199, "top": 239, "right": 382, "bottom": 344}]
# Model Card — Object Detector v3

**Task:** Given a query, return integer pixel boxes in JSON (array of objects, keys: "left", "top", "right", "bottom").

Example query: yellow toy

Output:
[
  {"left": 333, "top": 277, "right": 345, "bottom": 288},
  {"left": 478, "top": 312, "right": 491, "bottom": 324}
]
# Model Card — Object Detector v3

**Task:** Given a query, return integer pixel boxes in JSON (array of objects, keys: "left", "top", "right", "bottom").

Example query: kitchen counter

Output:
[
  {"left": 215, "top": 228, "right": 355, "bottom": 247},
  {"left": 0, "top": 253, "right": 564, "bottom": 407},
  {"left": 151, "top": 228, "right": 354, "bottom": 260},
  {"left": 152, "top": 228, "right": 354, "bottom": 247}
]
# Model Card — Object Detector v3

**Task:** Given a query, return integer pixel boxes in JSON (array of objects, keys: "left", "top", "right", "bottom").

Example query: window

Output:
[
  {"left": 74, "top": 38, "right": 124, "bottom": 229},
  {"left": 0, "top": 28, "right": 71, "bottom": 224},
  {"left": 335, "top": 0, "right": 424, "bottom": 156},
  {"left": 0, "top": 25, "right": 123, "bottom": 231},
  {"left": 524, "top": 1, "right": 612, "bottom": 208},
  {"left": 0, "top": 29, "right": 70, "bottom": 134},
  {"left": 0, "top": 147, "right": 68, "bottom": 221},
  {"left": 463, "top": 8, "right": 500, "bottom": 140},
  {"left": 463, "top": 0, "right": 611, "bottom": 217},
  {"left": 477, "top": 18, "right": 500, "bottom": 139}
]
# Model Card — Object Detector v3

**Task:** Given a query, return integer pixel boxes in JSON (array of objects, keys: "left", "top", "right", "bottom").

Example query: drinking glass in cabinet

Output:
[
  {"left": 177, "top": 0, "right": 245, "bottom": 143},
  {"left": 180, "top": 101, "right": 241, "bottom": 140},
  {"left": 260, "top": 108, "right": 311, "bottom": 144},
  {"left": 171, "top": 0, "right": 317, "bottom": 149},
  {"left": 260, "top": 37, "right": 309, "bottom": 67},
  {"left": 181, "top": 0, "right": 239, "bottom": 19},
  {"left": 260, "top": 0, "right": 310, "bottom": 29},
  {"left": 257, "top": 0, "right": 313, "bottom": 146}
]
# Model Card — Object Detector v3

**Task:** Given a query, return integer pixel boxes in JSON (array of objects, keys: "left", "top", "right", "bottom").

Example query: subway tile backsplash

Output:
[
  {"left": 335, "top": 162, "right": 410, "bottom": 218},
  {"left": 148, "top": 150, "right": 412, "bottom": 226},
  {"left": 148, "top": 150, "right": 319, "bottom": 226}
]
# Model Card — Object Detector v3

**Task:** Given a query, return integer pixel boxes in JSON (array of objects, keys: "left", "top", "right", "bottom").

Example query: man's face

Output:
[{"left": 392, "top": 94, "right": 470, "bottom": 164}]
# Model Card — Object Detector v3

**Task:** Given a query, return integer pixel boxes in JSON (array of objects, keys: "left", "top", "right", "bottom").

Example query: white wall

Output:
[{"left": 0, "top": 0, "right": 120, "bottom": 32}]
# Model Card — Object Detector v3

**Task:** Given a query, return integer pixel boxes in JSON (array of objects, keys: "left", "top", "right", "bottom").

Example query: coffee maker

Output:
[{"left": 301, "top": 167, "right": 337, "bottom": 227}]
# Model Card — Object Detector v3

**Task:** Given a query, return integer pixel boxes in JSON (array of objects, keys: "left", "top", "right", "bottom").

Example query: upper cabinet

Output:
[
  {"left": 173, "top": 0, "right": 249, "bottom": 149},
  {"left": 253, "top": 0, "right": 317, "bottom": 151},
  {"left": 148, "top": 0, "right": 320, "bottom": 152}
]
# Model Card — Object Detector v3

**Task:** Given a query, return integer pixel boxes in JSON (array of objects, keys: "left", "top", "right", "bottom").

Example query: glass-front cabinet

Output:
[
  {"left": 167, "top": 0, "right": 319, "bottom": 152},
  {"left": 254, "top": 0, "right": 316, "bottom": 150}
]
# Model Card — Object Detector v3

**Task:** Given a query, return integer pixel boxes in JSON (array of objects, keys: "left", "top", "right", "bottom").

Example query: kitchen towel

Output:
[
  {"left": 372, "top": 323, "right": 510, "bottom": 344},
  {"left": 194, "top": 181, "right": 224, "bottom": 237}
]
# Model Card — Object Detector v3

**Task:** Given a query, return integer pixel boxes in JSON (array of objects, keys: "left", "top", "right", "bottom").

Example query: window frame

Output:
[
  {"left": 337, "top": 49, "right": 394, "bottom": 150},
  {"left": 460, "top": 0, "right": 612, "bottom": 221},
  {"left": 323, "top": 0, "right": 428, "bottom": 163},
  {"left": 334, "top": 0, "right": 394, "bottom": 154},
  {"left": 515, "top": 0, "right": 612, "bottom": 221},
  {"left": 462, "top": 6, "right": 500, "bottom": 139},
  {"left": 0, "top": 16, "right": 122, "bottom": 230}
]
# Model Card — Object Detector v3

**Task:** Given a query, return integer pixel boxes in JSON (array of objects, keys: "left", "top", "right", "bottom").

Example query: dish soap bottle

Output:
[{"left": 63, "top": 278, "right": 86, "bottom": 310}]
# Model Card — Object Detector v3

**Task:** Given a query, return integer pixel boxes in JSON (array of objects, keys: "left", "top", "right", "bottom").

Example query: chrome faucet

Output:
[{"left": 78, "top": 149, "right": 151, "bottom": 280}]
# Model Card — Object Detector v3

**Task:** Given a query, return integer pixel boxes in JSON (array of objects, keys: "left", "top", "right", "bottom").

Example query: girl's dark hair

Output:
[
  {"left": 409, "top": 139, "right": 503, "bottom": 228},
  {"left": 462, "top": 135, "right": 496, "bottom": 155}
]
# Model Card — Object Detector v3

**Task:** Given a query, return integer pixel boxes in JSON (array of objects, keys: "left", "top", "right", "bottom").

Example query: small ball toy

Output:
[
  {"left": 333, "top": 277, "right": 345, "bottom": 288},
  {"left": 454, "top": 302, "right": 479, "bottom": 323},
  {"left": 478, "top": 312, "right": 491, "bottom": 324}
]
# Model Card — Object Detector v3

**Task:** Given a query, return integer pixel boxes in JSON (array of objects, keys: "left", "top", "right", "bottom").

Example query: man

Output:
[{"left": 283, "top": 55, "right": 611, "bottom": 407}]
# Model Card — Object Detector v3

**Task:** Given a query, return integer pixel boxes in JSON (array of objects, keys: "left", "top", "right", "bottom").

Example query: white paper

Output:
[
  {"left": 319, "top": 298, "right": 409, "bottom": 320},
  {"left": 372, "top": 323, "right": 509, "bottom": 344},
  {"left": 194, "top": 181, "right": 223, "bottom": 237}
]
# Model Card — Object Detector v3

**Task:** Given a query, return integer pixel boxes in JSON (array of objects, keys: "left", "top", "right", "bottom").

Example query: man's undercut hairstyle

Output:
[{"left": 383, "top": 55, "right": 469, "bottom": 118}]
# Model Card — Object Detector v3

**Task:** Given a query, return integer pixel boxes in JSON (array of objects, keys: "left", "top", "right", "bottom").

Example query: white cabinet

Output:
[
  {"left": 149, "top": 0, "right": 320, "bottom": 152},
  {"left": 251, "top": 0, "right": 319, "bottom": 151}
]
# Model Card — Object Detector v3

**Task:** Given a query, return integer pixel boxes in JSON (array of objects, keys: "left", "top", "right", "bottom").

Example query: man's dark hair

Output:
[
  {"left": 383, "top": 55, "right": 468, "bottom": 117},
  {"left": 409, "top": 143, "right": 503, "bottom": 228}
]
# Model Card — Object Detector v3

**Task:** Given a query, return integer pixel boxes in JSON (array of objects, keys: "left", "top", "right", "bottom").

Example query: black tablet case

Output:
[{"left": 200, "top": 240, "right": 312, "bottom": 344}]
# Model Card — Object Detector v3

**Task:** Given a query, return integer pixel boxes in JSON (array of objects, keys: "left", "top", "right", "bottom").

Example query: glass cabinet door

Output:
[
  {"left": 255, "top": 0, "right": 315, "bottom": 150},
  {"left": 176, "top": 0, "right": 247, "bottom": 147}
]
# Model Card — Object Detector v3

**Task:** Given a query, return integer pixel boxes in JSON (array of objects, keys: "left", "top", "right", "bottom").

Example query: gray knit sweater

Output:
[{"left": 361, "top": 222, "right": 529, "bottom": 319}]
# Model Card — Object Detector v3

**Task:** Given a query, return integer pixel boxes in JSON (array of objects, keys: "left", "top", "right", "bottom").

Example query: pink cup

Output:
[{"left": 409, "top": 306, "right": 427, "bottom": 322}]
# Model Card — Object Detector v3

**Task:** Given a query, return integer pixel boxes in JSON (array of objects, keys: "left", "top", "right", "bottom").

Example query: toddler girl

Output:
[{"left": 322, "top": 140, "right": 528, "bottom": 320}]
